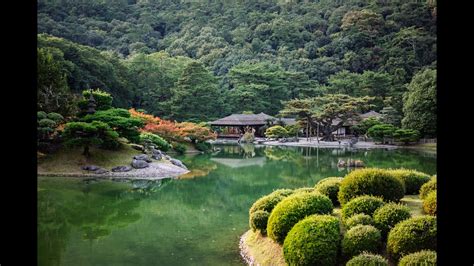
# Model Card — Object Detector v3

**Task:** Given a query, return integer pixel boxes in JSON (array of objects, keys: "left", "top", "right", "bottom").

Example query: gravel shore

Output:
[{"left": 38, "top": 161, "right": 190, "bottom": 180}]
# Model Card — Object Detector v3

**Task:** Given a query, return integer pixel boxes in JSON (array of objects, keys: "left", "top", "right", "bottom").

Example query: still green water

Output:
[{"left": 38, "top": 144, "right": 436, "bottom": 266}]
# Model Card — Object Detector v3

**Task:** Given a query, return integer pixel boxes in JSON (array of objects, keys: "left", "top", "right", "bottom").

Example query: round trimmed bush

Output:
[
  {"left": 283, "top": 215, "right": 340, "bottom": 266},
  {"left": 423, "top": 191, "right": 436, "bottom": 216},
  {"left": 314, "top": 177, "right": 344, "bottom": 205},
  {"left": 342, "top": 225, "right": 382, "bottom": 258},
  {"left": 248, "top": 189, "right": 294, "bottom": 232},
  {"left": 293, "top": 187, "right": 316, "bottom": 194},
  {"left": 387, "top": 169, "right": 430, "bottom": 194},
  {"left": 341, "top": 195, "right": 385, "bottom": 221},
  {"left": 37, "top": 111, "right": 47, "bottom": 120},
  {"left": 345, "top": 214, "right": 374, "bottom": 230},
  {"left": 398, "top": 250, "right": 437, "bottom": 265},
  {"left": 267, "top": 192, "right": 333, "bottom": 244},
  {"left": 249, "top": 189, "right": 294, "bottom": 215},
  {"left": 47, "top": 112, "right": 64, "bottom": 123},
  {"left": 373, "top": 203, "right": 411, "bottom": 237},
  {"left": 249, "top": 210, "right": 270, "bottom": 234},
  {"left": 338, "top": 168, "right": 405, "bottom": 205},
  {"left": 387, "top": 216, "right": 437, "bottom": 260},
  {"left": 419, "top": 177, "right": 436, "bottom": 199},
  {"left": 346, "top": 252, "right": 388, "bottom": 266},
  {"left": 139, "top": 132, "right": 171, "bottom": 152}
]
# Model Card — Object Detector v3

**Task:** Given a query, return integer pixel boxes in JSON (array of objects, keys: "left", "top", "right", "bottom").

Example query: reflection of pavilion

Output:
[{"left": 210, "top": 157, "right": 266, "bottom": 168}]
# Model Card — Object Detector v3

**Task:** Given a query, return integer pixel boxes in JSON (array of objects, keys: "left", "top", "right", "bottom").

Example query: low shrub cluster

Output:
[
  {"left": 173, "top": 142, "right": 187, "bottom": 154},
  {"left": 386, "top": 216, "right": 437, "bottom": 260},
  {"left": 398, "top": 250, "right": 437, "bottom": 265},
  {"left": 387, "top": 169, "right": 430, "bottom": 194},
  {"left": 346, "top": 252, "right": 388, "bottom": 266},
  {"left": 345, "top": 214, "right": 374, "bottom": 230},
  {"left": 283, "top": 215, "right": 340, "bottom": 266},
  {"left": 249, "top": 189, "right": 294, "bottom": 234},
  {"left": 341, "top": 195, "right": 385, "bottom": 221},
  {"left": 342, "top": 225, "right": 382, "bottom": 258},
  {"left": 267, "top": 192, "right": 333, "bottom": 244},
  {"left": 338, "top": 168, "right": 405, "bottom": 205},
  {"left": 314, "top": 177, "right": 344, "bottom": 205},
  {"left": 373, "top": 203, "right": 411, "bottom": 237},
  {"left": 419, "top": 176, "right": 437, "bottom": 199},
  {"left": 423, "top": 191, "right": 436, "bottom": 216}
]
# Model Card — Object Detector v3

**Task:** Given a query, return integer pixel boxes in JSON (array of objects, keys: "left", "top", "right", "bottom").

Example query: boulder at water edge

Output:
[
  {"left": 133, "top": 154, "right": 152, "bottom": 163},
  {"left": 112, "top": 166, "right": 133, "bottom": 172},
  {"left": 94, "top": 168, "right": 109, "bottom": 174},
  {"left": 170, "top": 158, "right": 187, "bottom": 169},
  {"left": 82, "top": 165, "right": 100, "bottom": 171},
  {"left": 132, "top": 159, "right": 149, "bottom": 169}
]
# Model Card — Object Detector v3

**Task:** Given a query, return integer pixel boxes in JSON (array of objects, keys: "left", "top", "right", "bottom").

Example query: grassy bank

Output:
[
  {"left": 38, "top": 144, "right": 148, "bottom": 175},
  {"left": 240, "top": 195, "right": 425, "bottom": 266}
]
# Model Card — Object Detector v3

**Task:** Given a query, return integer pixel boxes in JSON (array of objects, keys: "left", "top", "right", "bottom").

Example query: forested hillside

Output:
[{"left": 37, "top": 0, "right": 436, "bottom": 135}]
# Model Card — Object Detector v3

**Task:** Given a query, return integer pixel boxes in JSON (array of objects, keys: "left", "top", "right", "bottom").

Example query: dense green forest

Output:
[{"left": 37, "top": 0, "right": 436, "bottom": 136}]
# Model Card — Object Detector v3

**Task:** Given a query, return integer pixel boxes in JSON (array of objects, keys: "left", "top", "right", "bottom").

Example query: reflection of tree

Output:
[
  {"left": 177, "top": 153, "right": 218, "bottom": 179},
  {"left": 38, "top": 179, "right": 143, "bottom": 266},
  {"left": 264, "top": 146, "right": 302, "bottom": 162}
]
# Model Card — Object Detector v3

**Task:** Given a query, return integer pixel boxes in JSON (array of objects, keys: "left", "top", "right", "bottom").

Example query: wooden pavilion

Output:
[{"left": 209, "top": 113, "right": 276, "bottom": 138}]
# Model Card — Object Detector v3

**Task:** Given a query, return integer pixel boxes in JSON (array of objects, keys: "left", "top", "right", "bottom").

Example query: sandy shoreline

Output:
[{"left": 38, "top": 162, "right": 190, "bottom": 180}]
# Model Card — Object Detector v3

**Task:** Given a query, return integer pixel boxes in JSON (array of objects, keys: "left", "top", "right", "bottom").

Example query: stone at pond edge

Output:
[
  {"left": 133, "top": 154, "right": 152, "bottom": 163},
  {"left": 82, "top": 165, "right": 100, "bottom": 171},
  {"left": 131, "top": 159, "right": 149, "bottom": 169},
  {"left": 130, "top": 144, "right": 145, "bottom": 151},
  {"left": 170, "top": 158, "right": 187, "bottom": 169},
  {"left": 111, "top": 166, "right": 133, "bottom": 172},
  {"left": 94, "top": 168, "right": 109, "bottom": 174},
  {"left": 152, "top": 153, "right": 162, "bottom": 160}
]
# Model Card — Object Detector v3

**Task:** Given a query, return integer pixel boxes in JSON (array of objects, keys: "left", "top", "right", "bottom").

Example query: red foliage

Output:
[{"left": 130, "top": 109, "right": 216, "bottom": 142}]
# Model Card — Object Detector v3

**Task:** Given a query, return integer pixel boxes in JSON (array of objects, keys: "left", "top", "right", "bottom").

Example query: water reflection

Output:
[{"left": 38, "top": 144, "right": 436, "bottom": 266}]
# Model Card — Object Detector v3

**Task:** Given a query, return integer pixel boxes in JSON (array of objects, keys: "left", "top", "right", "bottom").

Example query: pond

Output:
[{"left": 38, "top": 144, "right": 436, "bottom": 266}]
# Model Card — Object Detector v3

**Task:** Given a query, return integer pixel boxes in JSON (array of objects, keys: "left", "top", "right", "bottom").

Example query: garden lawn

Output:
[{"left": 38, "top": 144, "right": 147, "bottom": 175}]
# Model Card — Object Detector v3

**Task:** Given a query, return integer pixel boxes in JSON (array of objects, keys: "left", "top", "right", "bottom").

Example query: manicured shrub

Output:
[
  {"left": 345, "top": 214, "right": 374, "bottom": 230},
  {"left": 249, "top": 189, "right": 294, "bottom": 215},
  {"left": 373, "top": 203, "right": 411, "bottom": 237},
  {"left": 47, "top": 112, "right": 64, "bottom": 123},
  {"left": 387, "top": 216, "right": 437, "bottom": 260},
  {"left": 398, "top": 250, "right": 437, "bottom": 266},
  {"left": 283, "top": 215, "right": 340, "bottom": 266},
  {"left": 342, "top": 225, "right": 382, "bottom": 258},
  {"left": 267, "top": 192, "right": 333, "bottom": 244},
  {"left": 249, "top": 210, "right": 270, "bottom": 235},
  {"left": 423, "top": 191, "right": 436, "bottom": 216},
  {"left": 173, "top": 142, "right": 187, "bottom": 154},
  {"left": 338, "top": 168, "right": 405, "bottom": 205},
  {"left": 38, "top": 118, "right": 57, "bottom": 128},
  {"left": 341, "top": 195, "right": 385, "bottom": 220},
  {"left": 37, "top": 111, "right": 47, "bottom": 120},
  {"left": 387, "top": 169, "right": 430, "bottom": 194},
  {"left": 314, "top": 177, "right": 344, "bottom": 205},
  {"left": 293, "top": 187, "right": 316, "bottom": 194},
  {"left": 139, "top": 132, "right": 171, "bottom": 152},
  {"left": 265, "top": 125, "right": 288, "bottom": 139},
  {"left": 346, "top": 252, "right": 388, "bottom": 266},
  {"left": 419, "top": 177, "right": 436, "bottom": 200}
]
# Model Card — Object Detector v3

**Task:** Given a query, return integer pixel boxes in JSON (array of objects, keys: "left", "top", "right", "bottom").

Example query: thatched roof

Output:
[
  {"left": 279, "top": 118, "right": 297, "bottom": 126},
  {"left": 210, "top": 113, "right": 276, "bottom": 126}
]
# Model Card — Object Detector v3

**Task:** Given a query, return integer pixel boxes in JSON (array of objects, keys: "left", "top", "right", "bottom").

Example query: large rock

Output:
[
  {"left": 111, "top": 166, "right": 133, "bottom": 172},
  {"left": 130, "top": 143, "right": 145, "bottom": 151},
  {"left": 131, "top": 159, "right": 149, "bottom": 169},
  {"left": 151, "top": 153, "right": 162, "bottom": 160},
  {"left": 164, "top": 155, "right": 171, "bottom": 161},
  {"left": 82, "top": 165, "right": 100, "bottom": 171},
  {"left": 94, "top": 168, "right": 109, "bottom": 174},
  {"left": 133, "top": 154, "right": 152, "bottom": 163},
  {"left": 169, "top": 158, "right": 187, "bottom": 169}
]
